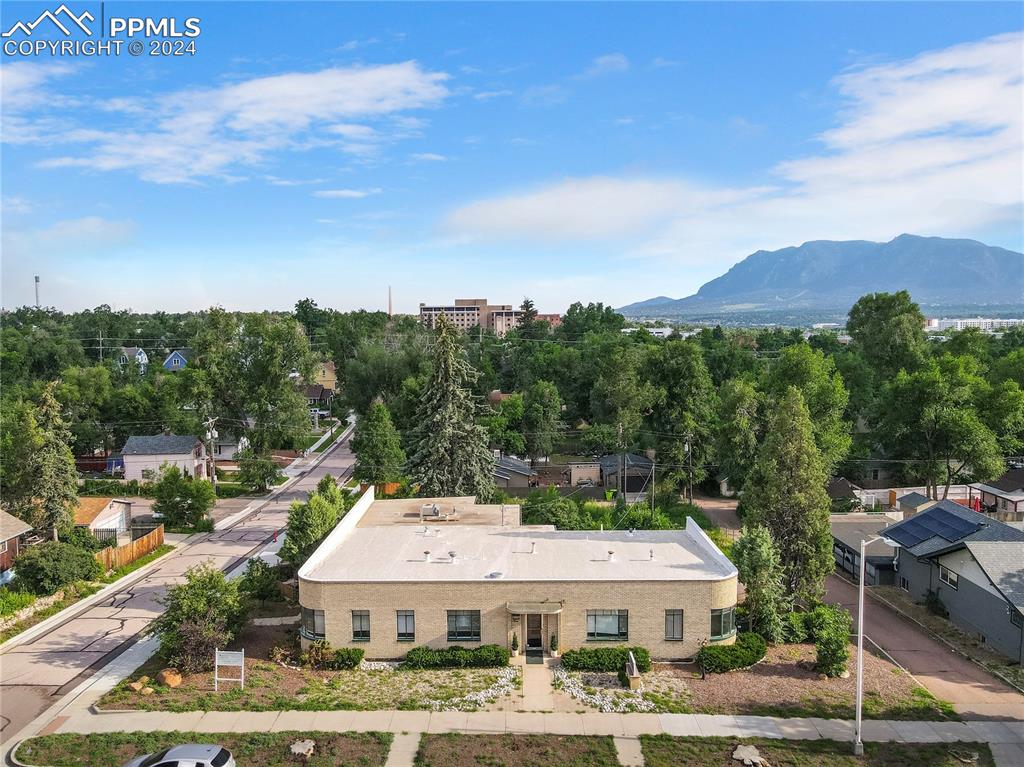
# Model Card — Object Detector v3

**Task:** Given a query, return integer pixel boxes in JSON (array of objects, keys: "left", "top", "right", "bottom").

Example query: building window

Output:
[
  {"left": 1012, "top": 610, "right": 1023, "bottom": 628},
  {"left": 900, "top": 576, "right": 910, "bottom": 592},
  {"left": 352, "top": 610, "right": 370, "bottom": 642},
  {"left": 300, "top": 607, "right": 325, "bottom": 641},
  {"left": 0, "top": 540, "right": 7, "bottom": 554},
  {"left": 397, "top": 610, "right": 415, "bottom": 642},
  {"left": 447, "top": 610, "right": 481, "bottom": 642},
  {"left": 710, "top": 607, "right": 736, "bottom": 640},
  {"left": 939, "top": 566, "right": 959, "bottom": 590},
  {"left": 586, "top": 609, "right": 628, "bottom": 641},
  {"left": 665, "top": 609, "right": 684, "bottom": 641}
]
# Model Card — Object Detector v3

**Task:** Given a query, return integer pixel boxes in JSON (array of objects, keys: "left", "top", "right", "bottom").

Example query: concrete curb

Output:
[
  {"left": 0, "top": 545, "right": 177, "bottom": 653},
  {"left": 7, "top": 739, "right": 31, "bottom": 767}
]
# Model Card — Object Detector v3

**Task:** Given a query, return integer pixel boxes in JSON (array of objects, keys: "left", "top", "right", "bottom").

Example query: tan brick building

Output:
[
  {"left": 418, "top": 299, "right": 523, "bottom": 337},
  {"left": 297, "top": 490, "right": 738, "bottom": 660}
]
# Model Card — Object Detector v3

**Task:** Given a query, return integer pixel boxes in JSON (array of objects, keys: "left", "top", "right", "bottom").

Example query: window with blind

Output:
[{"left": 586, "top": 609, "right": 628, "bottom": 641}]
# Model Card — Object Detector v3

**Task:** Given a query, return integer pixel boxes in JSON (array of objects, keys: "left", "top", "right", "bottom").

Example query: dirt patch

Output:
[
  {"left": 655, "top": 642, "right": 954, "bottom": 720},
  {"left": 16, "top": 731, "right": 391, "bottom": 767},
  {"left": 641, "top": 735, "right": 994, "bottom": 767},
  {"left": 416, "top": 734, "right": 619, "bottom": 767},
  {"left": 98, "top": 623, "right": 517, "bottom": 713}
]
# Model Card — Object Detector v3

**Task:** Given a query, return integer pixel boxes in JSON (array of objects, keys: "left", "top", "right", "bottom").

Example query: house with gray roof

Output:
[
  {"left": 882, "top": 500, "right": 1024, "bottom": 662},
  {"left": 969, "top": 467, "right": 1024, "bottom": 522},
  {"left": 121, "top": 434, "right": 207, "bottom": 482},
  {"left": 600, "top": 453, "right": 654, "bottom": 494},
  {"left": 493, "top": 455, "right": 538, "bottom": 489},
  {"left": 118, "top": 346, "right": 149, "bottom": 374}
]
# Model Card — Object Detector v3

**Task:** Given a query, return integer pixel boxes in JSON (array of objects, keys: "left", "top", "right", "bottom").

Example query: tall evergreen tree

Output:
[
  {"left": 742, "top": 387, "right": 833, "bottom": 603},
  {"left": 407, "top": 314, "right": 495, "bottom": 498},
  {"left": 352, "top": 399, "right": 407, "bottom": 485},
  {"left": 733, "top": 525, "right": 788, "bottom": 644},
  {"left": 34, "top": 382, "right": 79, "bottom": 538}
]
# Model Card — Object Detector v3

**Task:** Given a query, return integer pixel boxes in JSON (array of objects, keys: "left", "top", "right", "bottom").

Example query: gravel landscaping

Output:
[
  {"left": 553, "top": 642, "right": 955, "bottom": 719},
  {"left": 99, "top": 623, "right": 520, "bottom": 712},
  {"left": 415, "top": 734, "right": 620, "bottom": 767},
  {"left": 16, "top": 731, "right": 392, "bottom": 767},
  {"left": 641, "top": 735, "right": 994, "bottom": 767}
]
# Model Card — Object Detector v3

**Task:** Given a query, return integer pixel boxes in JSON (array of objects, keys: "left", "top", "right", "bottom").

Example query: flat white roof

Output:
[{"left": 301, "top": 520, "right": 736, "bottom": 584}]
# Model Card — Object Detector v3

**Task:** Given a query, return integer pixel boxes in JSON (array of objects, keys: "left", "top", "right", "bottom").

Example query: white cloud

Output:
[
  {"left": 473, "top": 89, "right": 514, "bottom": 101},
  {"left": 313, "top": 188, "right": 382, "bottom": 199},
  {"left": 583, "top": 53, "right": 630, "bottom": 77},
  {"left": 411, "top": 152, "right": 447, "bottom": 162},
  {"left": 1, "top": 197, "right": 32, "bottom": 214},
  {"left": 521, "top": 84, "right": 567, "bottom": 107},
  {"left": 20, "top": 62, "right": 450, "bottom": 183},
  {"left": 448, "top": 32, "right": 1023, "bottom": 265}
]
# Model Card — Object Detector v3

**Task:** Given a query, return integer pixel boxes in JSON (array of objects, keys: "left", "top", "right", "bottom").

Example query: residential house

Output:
[
  {"left": 896, "top": 491, "right": 935, "bottom": 518},
  {"left": 830, "top": 514, "right": 897, "bottom": 586},
  {"left": 315, "top": 361, "right": 337, "bottom": 393},
  {"left": 297, "top": 489, "right": 738, "bottom": 660},
  {"left": 827, "top": 477, "right": 862, "bottom": 513},
  {"left": 74, "top": 497, "right": 132, "bottom": 535},
  {"left": 162, "top": 348, "right": 191, "bottom": 371},
  {"left": 493, "top": 456, "right": 538, "bottom": 489},
  {"left": 121, "top": 434, "right": 208, "bottom": 481},
  {"left": 969, "top": 467, "right": 1024, "bottom": 522},
  {"left": 305, "top": 384, "right": 334, "bottom": 415},
  {"left": 0, "top": 510, "right": 32, "bottom": 585},
  {"left": 600, "top": 453, "right": 654, "bottom": 494},
  {"left": 118, "top": 347, "right": 149, "bottom": 374},
  {"left": 883, "top": 500, "right": 1024, "bottom": 663}
]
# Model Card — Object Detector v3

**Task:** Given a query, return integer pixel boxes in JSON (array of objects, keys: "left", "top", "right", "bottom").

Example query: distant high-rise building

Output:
[
  {"left": 419, "top": 298, "right": 523, "bottom": 337},
  {"left": 926, "top": 317, "right": 1024, "bottom": 333}
]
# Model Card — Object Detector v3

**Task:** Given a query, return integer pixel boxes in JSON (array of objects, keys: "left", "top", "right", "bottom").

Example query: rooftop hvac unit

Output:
[{"left": 420, "top": 503, "right": 441, "bottom": 518}]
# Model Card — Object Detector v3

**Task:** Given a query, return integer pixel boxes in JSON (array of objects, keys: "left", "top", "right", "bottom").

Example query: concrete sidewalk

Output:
[{"left": 45, "top": 708, "right": 1024, "bottom": 744}]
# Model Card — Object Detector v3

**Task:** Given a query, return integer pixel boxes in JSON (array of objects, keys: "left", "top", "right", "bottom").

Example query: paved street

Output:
[{"left": 0, "top": 433, "right": 355, "bottom": 745}]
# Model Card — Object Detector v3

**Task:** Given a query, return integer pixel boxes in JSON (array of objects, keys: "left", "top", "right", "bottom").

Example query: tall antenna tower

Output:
[
  {"left": 34, "top": 275, "right": 40, "bottom": 308},
  {"left": 388, "top": 285, "right": 393, "bottom": 317}
]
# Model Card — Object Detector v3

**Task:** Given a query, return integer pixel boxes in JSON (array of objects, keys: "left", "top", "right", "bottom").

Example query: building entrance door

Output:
[{"left": 526, "top": 614, "right": 542, "bottom": 649}]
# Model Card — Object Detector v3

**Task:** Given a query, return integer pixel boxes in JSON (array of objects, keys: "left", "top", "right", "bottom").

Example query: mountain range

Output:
[{"left": 618, "top": 234, "right": 1024, "bottom": 323}]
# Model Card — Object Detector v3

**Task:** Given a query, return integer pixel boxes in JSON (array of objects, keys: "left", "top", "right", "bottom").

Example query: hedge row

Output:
[
  {"left": 402, "top": 644, "right": 510, "bottom": 669},
  {"left": 559, "top": 646, "right": 652, "bottom": 673},
  {"left": 300, "top": 641, "right": 364, "bottom": 670},
  {"left": 696, "top": 632, "right": 767, "bottom": 673}
]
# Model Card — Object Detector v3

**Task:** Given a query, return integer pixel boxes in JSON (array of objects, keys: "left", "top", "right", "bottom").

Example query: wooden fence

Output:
[{"left": 94, "top": 524, "right": 164, "bottom": 572}]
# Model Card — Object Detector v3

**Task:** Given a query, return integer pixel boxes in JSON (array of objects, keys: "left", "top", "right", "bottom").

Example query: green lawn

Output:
[
  {"left": 99, "top": 544, "right": 174, "bottom": 583},
  {"left": 16, "top": 731, "right": 392, "bottom": 767},
  {"left": 415, "top": 734, "right": 619, "bottom": 767},
  {"left": 640, "top": 736, "right": 994, "bottom": 767}
]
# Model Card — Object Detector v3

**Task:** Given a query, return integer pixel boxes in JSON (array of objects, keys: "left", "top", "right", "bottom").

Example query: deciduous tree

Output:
[{"left": 352, "top": 400, "right": 407, "bottom": 485}]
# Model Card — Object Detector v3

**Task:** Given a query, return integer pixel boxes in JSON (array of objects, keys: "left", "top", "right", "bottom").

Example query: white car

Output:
[{"left": 124, "top": 744, "right": 234, "bottom": 767}]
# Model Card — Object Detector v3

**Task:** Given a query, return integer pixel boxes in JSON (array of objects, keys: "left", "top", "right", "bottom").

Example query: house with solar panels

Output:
[{"left": 882, "top": 499, "right": 1024, "bottom": 663}]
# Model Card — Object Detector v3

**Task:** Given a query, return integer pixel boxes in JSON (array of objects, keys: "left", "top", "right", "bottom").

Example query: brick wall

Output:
[{"left": 299, "top": 576, "right": 737, "bottom": 660}]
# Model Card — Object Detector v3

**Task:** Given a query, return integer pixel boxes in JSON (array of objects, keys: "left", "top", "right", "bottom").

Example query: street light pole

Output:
[{"left": 854, "top": 536, "right": 870, "bottom": 756}]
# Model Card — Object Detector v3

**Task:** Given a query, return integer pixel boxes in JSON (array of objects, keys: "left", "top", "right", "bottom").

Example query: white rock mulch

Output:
[{"left": 552, "top": 667, "right": 656, "bottom": 713}]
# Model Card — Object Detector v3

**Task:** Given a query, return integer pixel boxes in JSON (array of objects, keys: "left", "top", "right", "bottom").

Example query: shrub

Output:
[
  {"left": 152, "top": 465, "right": 216, "bottom": 529},
  {"left": 402, "top": 644, "right": 510, "bottom": 669},
  {"left": 239, "top": 558, "right": 279, "bottom": 603},
  {"left": 301, "top": 640, "right": 335, "bottom": 669},
  {"left": 696, "top": 632, "right": 767, "bottom": 673},
  {"left": 809, "top": 604, "right": 852, "bottom": 677},
  {"left": 58, "top": 526, "right": 106, "bottom": 552},
  {"left": 332, "top": 647, "right": 364, "bottom": 670},
  {"left": 559, "top": 646, "right": 652, "bottom": 673},
  {"left": 236, "top": 448, "right": 284, "bottom": 493},
  {"left": 0, "top": 587, "right": 36, "bottom": 617},
  {"left": 80, "top": 479, "right": 154, "bottom": 497},
  {"left": 783, "top": 611, "right": 812, "bottom": 643},
  {"left": 151, "top": 563, "right": 248, "bottom": 672},
  {"left": 13, "top": 542, "right": 102, "bottom": 596}
]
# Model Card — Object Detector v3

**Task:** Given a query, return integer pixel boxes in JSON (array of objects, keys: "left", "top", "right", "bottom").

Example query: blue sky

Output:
[{"left": 2, "top": 1, "right": 1021, "bottom": 313}]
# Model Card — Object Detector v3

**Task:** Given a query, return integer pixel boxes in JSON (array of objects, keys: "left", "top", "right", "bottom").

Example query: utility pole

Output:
[
  {"left": 650, "top": 459, "right": 656, "bottom": 516},
  {"left": 204, "top": 416, "right": 219, "bottom": 489},
  {"left": 618, "top": 422, "right": 625, "bottom": 502},
  {"left": 686, "top": 435, "right": 694, "bottom": 505},
  {"left": 98, "top": 329, "right": 104, "bottom": 362}
]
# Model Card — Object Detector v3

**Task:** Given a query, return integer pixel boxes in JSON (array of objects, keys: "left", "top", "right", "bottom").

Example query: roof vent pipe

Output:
[
  {"left": 649, "top": 548, "right": 655, "bottom": 561},
  {"left": 531, "top": 541, "right": 537, "bottom": 554},
  {"left": 449, "top": 550, "right": 458, "bottom": 563},
  {"left": 424, "top": 551, "right": 431, "bottom": 563},
  {"left": 608, "top": 550, "right": 615, "bottom": 562}
]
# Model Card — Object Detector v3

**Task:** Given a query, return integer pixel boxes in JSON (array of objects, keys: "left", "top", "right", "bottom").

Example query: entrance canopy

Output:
[{"left": 506, "top": 601, "right": 562, "bottom": 615}]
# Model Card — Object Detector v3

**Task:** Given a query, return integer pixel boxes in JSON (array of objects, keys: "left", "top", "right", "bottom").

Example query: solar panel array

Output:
[{"left": 885, "top": 506, "right": 983, "bottom": 549}]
